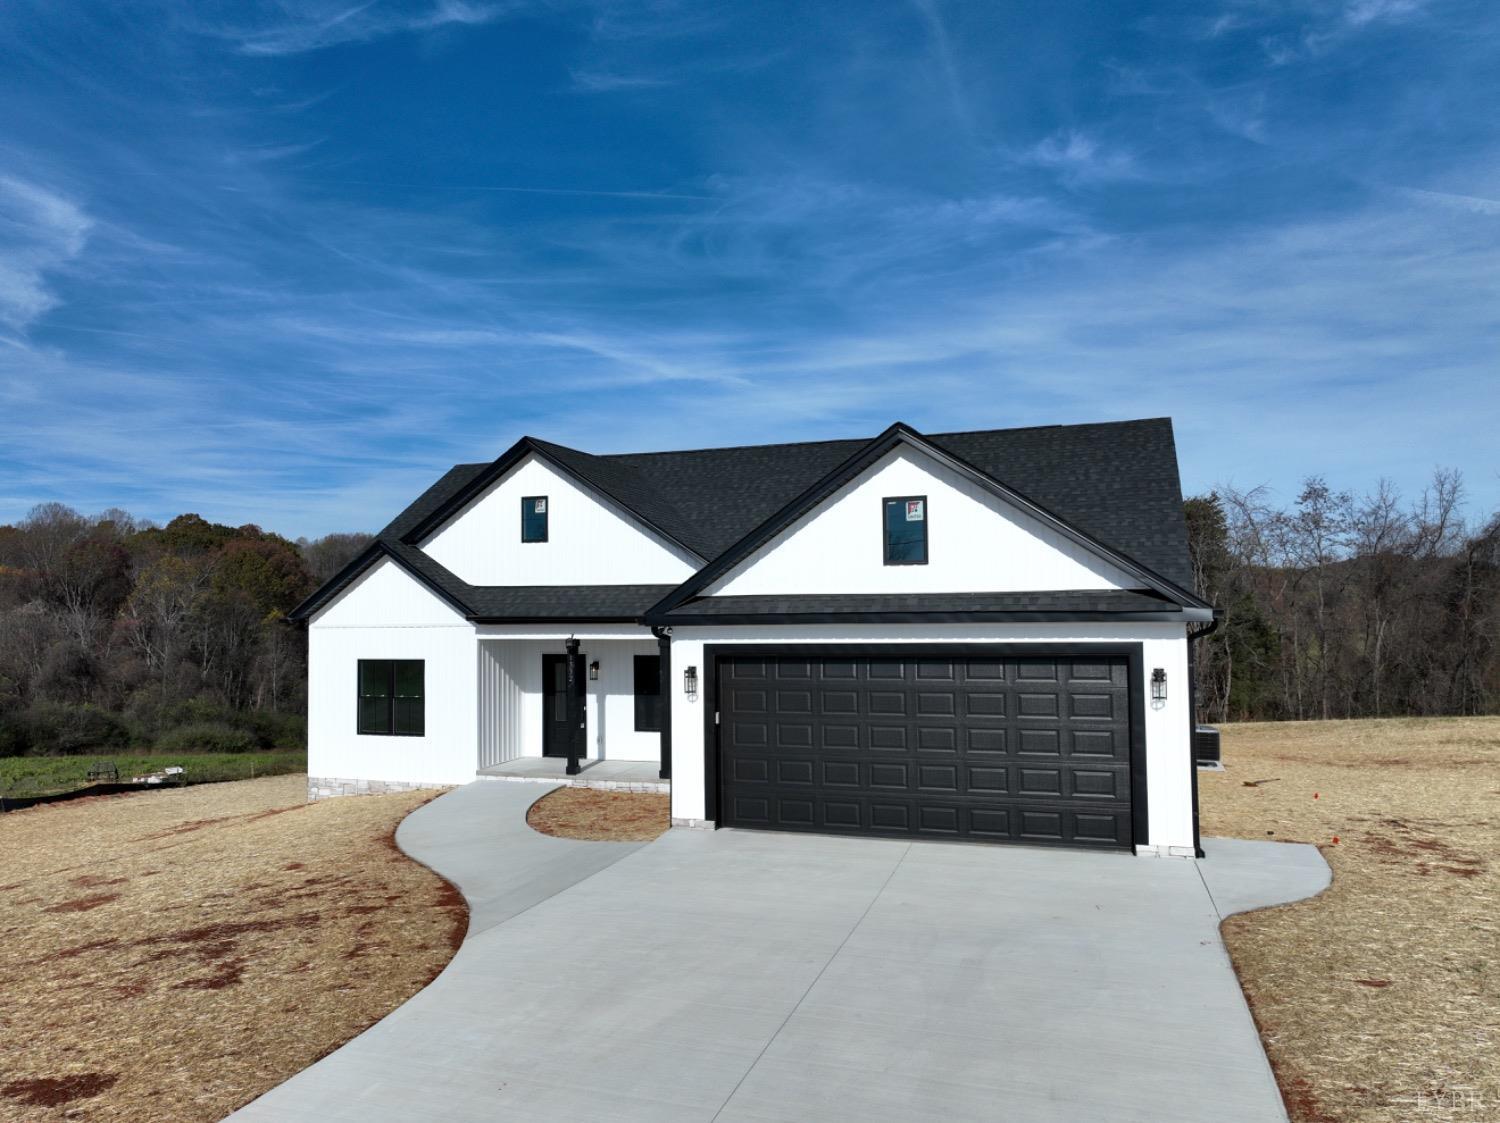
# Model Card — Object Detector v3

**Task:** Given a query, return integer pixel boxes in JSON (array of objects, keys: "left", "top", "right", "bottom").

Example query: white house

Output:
[{"left": 291, "top": 419, "right": 1219, "bottom": 857}]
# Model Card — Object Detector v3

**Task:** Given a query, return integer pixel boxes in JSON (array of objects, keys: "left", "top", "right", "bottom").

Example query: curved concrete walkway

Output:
[{"left": 231, "top": 784, "right": 1329, "bottom": 1123}]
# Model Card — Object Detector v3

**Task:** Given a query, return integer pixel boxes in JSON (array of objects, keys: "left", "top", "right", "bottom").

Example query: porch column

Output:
[
  {"left": 564, "top": 637, "right": 584, "bottom": 775},
  {"left": 652, "top": 626, "right": 672, "bottom": 780}
]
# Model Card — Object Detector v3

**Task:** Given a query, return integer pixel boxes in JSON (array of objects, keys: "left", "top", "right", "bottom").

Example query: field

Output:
[
  {"left": 0, "top": 751, "right": 308, "bottom": 799},
  {"left": 1201, "top": 716, "right": 1499, "bottom": 1123},
  {"left": 0, "top": 775, "right": 464, "bottom": 1122}
]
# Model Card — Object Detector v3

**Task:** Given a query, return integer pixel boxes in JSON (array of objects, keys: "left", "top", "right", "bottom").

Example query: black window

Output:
[
  {"left": 521, "top": 496, "right": 548, "bottom": 542},
  {"left": 633, "top": 655, "right": 662, "bottom": 732},
  {"left": 358, "top": 660, "right": 425, "bottom": 736},
  {"left": 883, "top": 495, "right": 928, "bottom": 565}
]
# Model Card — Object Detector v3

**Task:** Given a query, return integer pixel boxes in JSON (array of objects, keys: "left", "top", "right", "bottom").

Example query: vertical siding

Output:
[
  {"left": 421, "top": 454, "right": 699, "bottom": 586},
  {"left": 709, "top": 446, "right": 1136, "bottom": 597},
  {"left": 478, "top": 640, "right": 531, "bottom": 767}
]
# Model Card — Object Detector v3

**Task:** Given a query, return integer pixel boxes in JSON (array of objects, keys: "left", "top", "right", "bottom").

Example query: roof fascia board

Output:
[
  {"left": 644, "top": 422, "right": 914, "bottom": 617},
  {"left": 402, "top": 438, "right": 706, "bottom": 563},
  {"left": 909, "top": 433, "right": 1211, "bottom": 609},
  {"left": 643, "top": 608, "right": 1202, "bottom": 626},
  {"left": 290, "top": 540, "right": 473, "bottom": 622}
]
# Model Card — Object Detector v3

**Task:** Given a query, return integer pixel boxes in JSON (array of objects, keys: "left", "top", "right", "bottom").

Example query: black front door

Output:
[{"left": 542, "top": 653, "right": 584, "bottom": 757}]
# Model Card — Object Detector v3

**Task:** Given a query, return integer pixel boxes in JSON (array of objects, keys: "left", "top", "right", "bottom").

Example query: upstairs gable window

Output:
[
  {"left": 521, "top": 496, "right": 549, "bottom": 542},
  {"left": 883, "top": 495, "right": 928, "bottom": 565}
]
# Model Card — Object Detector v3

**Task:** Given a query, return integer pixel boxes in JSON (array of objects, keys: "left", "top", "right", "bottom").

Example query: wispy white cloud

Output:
[
  {"left": 1393, "top": 185, "right": 1500, "bottom": 216},
  {"left": 1258, "top": 0, "right": 1432, "bottom": 63},
  {"left": 569, "top": 69, "right": 674, "bottom": 92},
  {"left": 1018, "top": 131, "right": 1140, "bottom": 184},
  {"left": 908, "top": 0, "right": 973, "bottom": 135},
  {"left": 207, "top": 0, "right": 512, "bottom": 57},
  {"left": 0, "top": 175, "right": 92, "bottom": 334}
]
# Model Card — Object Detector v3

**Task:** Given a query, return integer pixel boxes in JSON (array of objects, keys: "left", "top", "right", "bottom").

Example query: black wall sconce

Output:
[
  {"left": 684, "top": 665, "right": 698, "bottom": 696},
  {"left": 1151, "top": 668, "right": 1167, "bottom": 702},
  {"left": 588, "top": 659, "right": 600, "bottom": 681}
]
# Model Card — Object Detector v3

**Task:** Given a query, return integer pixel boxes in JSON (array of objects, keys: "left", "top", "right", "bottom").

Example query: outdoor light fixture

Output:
[
  {"left": 588, "top": 659, "right": 600, "bottom": 681},
  {"left": 1151, "top": 668, "right": 1167, "bottom": 702},
  {"left": 684, "top": 665, "right": 698, "bottom": 696}
]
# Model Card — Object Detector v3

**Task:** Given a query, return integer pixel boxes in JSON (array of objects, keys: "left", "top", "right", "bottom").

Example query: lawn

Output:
[
  {"left": 1200, "top": 716, "right": 1499, "bottom": 1123},
  {"left": 0, "top": 775, "right": 464, "bottom": 1122},
  {"left": 0, "top": 751, "right": 308, "bottom": 799}
]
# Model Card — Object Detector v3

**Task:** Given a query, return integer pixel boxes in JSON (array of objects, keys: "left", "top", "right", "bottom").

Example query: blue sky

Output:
[{"left": 1, "top": 0, "right": 1496, "bottom": 538}]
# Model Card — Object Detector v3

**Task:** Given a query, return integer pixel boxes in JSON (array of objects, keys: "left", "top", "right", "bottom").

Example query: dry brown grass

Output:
[
  {"left": 0, "top": 775, "right": 466, "bottom": 1122},
  {"left": 525, "top": 786, "right": 670, "bottom": 842},
  {"left": 1201, "top": 716, "right": 1500, "bottom": 1123}
]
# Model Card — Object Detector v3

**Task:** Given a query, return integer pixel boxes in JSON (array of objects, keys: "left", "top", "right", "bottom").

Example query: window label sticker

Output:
[
  {"left": 534, "top": 498, "right": 547, "bottom": 513},
  {"left": 906, "top": 499, "right": 924, "bottom": 521}
]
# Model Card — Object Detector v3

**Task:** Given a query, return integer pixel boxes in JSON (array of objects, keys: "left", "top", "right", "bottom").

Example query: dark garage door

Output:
[{"left": 718, "top": 654, "right": 1135, "bottom": 849}]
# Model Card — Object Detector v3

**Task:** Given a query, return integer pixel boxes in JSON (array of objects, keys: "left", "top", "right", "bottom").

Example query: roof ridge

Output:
[
  {"left": 601, "top": 434, "right": 868, "bottom": 459},
  {"left": 595, "top": 417, "right": 1168, "bottom": 460}
]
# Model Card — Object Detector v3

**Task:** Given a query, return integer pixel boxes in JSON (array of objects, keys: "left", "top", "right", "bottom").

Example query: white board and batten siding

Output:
[
  {"left": 708, "top": 446, "right": 1137, "bottom": 597},
  {"left": 308, "top": 558, "right": 477, "bottom": 786},
  {"left": 666, "top": 622, "right": 1195, "bottom": 852},
  {"left": 421, "top": 453, "right": 700, "bottom": 586}
]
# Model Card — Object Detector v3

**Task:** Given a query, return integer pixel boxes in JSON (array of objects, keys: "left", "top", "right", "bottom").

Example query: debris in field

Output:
[
  {"left": 1242, "top": 777, "right": 1281, "bottom": 786},
  {"left": 1354, "top": 979, "right": 1391, "bottom": 988},
  {"left": 130, "top": 766, "right": 186, "bottom": 785}
]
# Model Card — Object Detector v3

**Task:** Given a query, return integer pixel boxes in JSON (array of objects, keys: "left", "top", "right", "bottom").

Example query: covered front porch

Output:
[{"left": 476, "top": 629, "right": 668, "bottom": 784}]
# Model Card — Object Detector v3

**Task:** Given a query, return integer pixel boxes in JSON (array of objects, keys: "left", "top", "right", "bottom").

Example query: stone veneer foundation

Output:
[{"left": 307, "top": 776, "right": 448, "bottom": 801}]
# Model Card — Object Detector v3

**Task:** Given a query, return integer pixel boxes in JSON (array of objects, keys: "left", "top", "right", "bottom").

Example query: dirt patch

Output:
[
  {"left": 1202, "top": 715, "right": 1500, "bottom": 1123},
  {"left": 526, "top": 787, "right": 670, "bottom": 842},
  {"left": 0, "top": 775, "right": 464, "bottom": 1123},
  {"left": 41, "top": 892, "right": 120, "bottom": 913},
  {"left": 1, "top": 1073, "right": 119, "bottom": 1108}
]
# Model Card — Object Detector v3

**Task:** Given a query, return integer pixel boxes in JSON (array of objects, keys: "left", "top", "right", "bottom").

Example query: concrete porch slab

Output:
[{"left": 477, "top": 757, "right": 668, "bottom": 793}]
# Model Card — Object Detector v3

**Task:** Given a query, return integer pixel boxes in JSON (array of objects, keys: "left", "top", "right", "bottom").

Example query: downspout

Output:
[
  {"left": 651, "top": 625, "right": 672, "bottom": 781},
  {"left": 1186, "top": 609, "right": 1225, "bottom": 858}
]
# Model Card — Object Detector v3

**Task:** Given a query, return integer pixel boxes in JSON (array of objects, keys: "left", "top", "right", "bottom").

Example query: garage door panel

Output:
[
  {"left": 965, "top": 691, "right": 1007, "bottom": 716},
  {"left": 720, "top": 654, "right": 1133, "bottom": 850},
  {"left": 821, "top": 724, "right": 861, "bottom": 749},
  {"left": 820, "top": 689, "right": 860, "bottom": 715},
  {"left": 1017, "top": 728, "right": 1061, "bottom": 755},
  {"left": 1017, "top": 692, "right": 1060, "bottom": 717},
  {"left": 776, "top": 759, "right": 814, "bottom": 785},
  {"left": 916, "top": 726, "right": 957, "bottom": 751}
]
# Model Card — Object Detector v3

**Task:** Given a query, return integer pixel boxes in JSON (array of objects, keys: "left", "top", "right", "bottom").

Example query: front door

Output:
[{"left": 542, "top": 653, "right": 584, "bottom": 757}]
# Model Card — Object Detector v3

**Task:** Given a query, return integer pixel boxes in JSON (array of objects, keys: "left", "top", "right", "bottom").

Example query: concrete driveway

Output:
[{"left": 231, "top": 782, "right": 1329, "bottom": 1123}]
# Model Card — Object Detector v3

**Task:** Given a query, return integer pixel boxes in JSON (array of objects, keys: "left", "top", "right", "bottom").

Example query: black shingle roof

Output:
[
  {"left": 292, "top": 417, "right": 1198, "bottom": 621},
  {"left": 658, "top": 590, "right": 1179, "bottom": 621},
  {"left": 465, "top": 584, "right": 678, "bottom": 621}
]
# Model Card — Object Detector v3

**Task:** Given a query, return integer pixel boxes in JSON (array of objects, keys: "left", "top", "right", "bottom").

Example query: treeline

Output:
[
  {"left": 1187, "top": 471, "right": 1500, "bottom": 723},
  {"left": 0, "top": 504, "right": 369, "bottom": 756}
]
